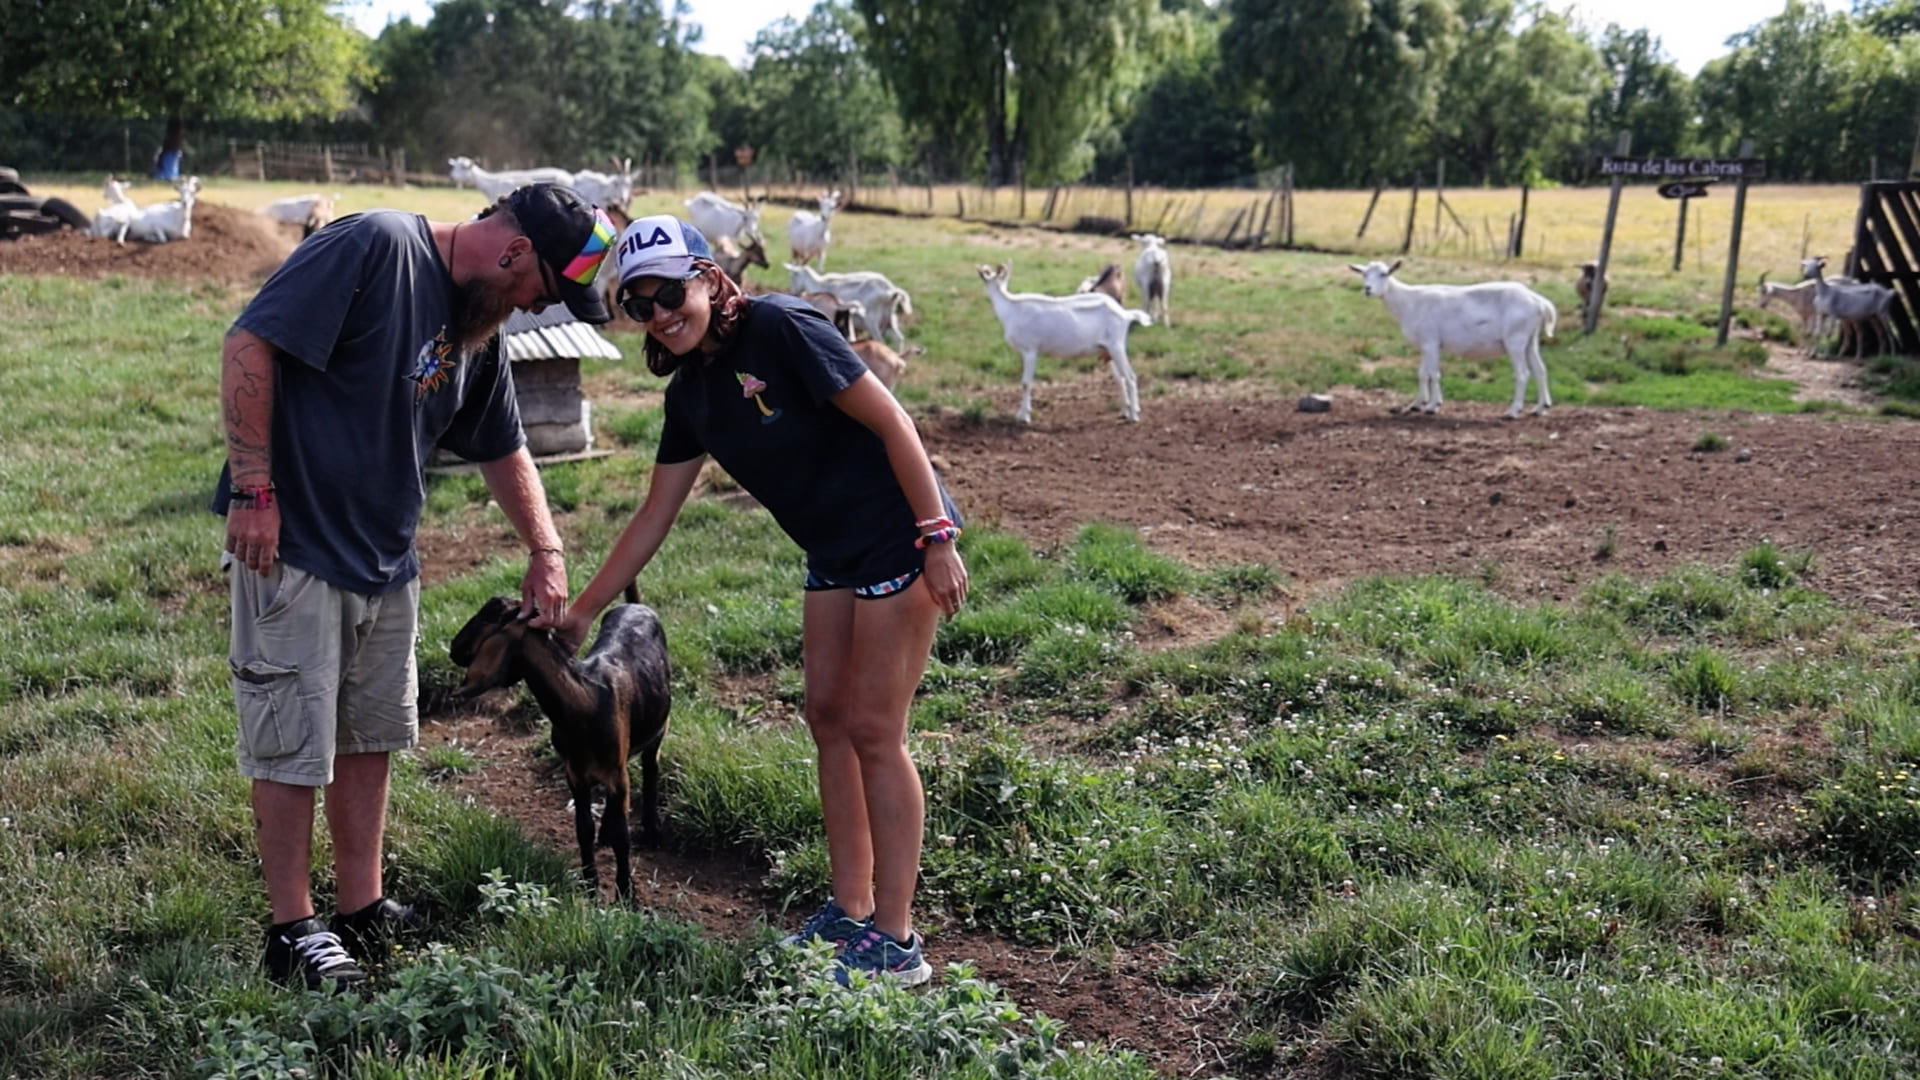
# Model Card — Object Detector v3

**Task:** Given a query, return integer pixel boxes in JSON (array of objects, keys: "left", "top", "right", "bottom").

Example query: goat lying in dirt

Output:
[{"left": 450, "top": 585, "right": 669, "bottom": 901}]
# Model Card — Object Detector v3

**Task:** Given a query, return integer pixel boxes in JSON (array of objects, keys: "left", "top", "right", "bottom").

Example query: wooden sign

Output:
[
  {"left": 1657, "top": 179, "right": 1717, "bottom": 200},
  {"left": 1600, "top": 156, "right": 1766, "bottom": 179}
]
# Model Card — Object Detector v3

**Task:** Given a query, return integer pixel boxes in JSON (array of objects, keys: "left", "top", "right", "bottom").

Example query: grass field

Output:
[
  {"left": 37, "top": 173, "right": 1918, "bottom": 419},
  {"left": 3, "top": 179, "right": 1920, "bottom": 1078}
]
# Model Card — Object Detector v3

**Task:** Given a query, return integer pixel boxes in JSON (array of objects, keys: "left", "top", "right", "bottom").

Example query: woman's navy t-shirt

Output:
[{"left": 655, "top": 292, "right": 957, "bottom": 584}]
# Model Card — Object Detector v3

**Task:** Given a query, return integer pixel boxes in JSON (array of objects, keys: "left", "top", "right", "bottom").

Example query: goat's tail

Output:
[
  {"left": 1125, "top": 307, "right": 1152, "bottom": 327},
  {"left": 1537, "top": 295, "right": 1558, "bottom": 341},
  {"left": 892, "top": 288, "right": 914, "bottom": 319},
  {"left": 623, "top": 581, "right": 641, "bottom": 605}
]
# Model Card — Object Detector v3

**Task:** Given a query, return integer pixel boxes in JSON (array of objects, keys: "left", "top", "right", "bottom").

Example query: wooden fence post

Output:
[
  {"left": 1124, "top": 156, "right": 1135, "bottom": 230},
  {"left": 1434, "top": 157, "right": 1445, "bottom": 237},
  {"left": 1357, "top": 183, "right": 1384, "bottom": 239},
  {"left": 1513, "top": 183, "right": 1530, "bottom": 257},
  {"left": 1283, "top": 164, "right": 1296, "bottom": 247},
  {"left": 1401, "top": 174, "right": 1421, "bottom": 255},
  {"left": 1672, "top": 194, "right": 1690, "bottom": 272},
  {"left": 1585, "top": 131, "right": 1631, "bottom": 335},
  {"left": 1715, "top": 138, "right": 1756, "bottom": 347}
]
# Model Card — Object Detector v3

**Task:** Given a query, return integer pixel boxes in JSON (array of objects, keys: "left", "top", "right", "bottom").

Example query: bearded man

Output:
[{"left": 211, "top": 183, "right": 616, "bottom": 988}]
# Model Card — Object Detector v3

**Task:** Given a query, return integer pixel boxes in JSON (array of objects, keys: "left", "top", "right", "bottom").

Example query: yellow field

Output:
[{"left": 846, "top": 180, "right": 1865, "bottom": 278}]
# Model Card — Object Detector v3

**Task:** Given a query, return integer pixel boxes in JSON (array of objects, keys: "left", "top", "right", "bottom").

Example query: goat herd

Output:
[{"left": 74, "top": 161, "right": 1900, "bottom": 424}]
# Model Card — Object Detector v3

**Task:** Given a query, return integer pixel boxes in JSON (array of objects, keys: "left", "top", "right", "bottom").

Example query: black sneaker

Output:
[
  {"left": 334, "top": 897, "right": 425, "bottom": 962},
  {"left": 263, "top": 917, "right": 368, "bottom": 989}
]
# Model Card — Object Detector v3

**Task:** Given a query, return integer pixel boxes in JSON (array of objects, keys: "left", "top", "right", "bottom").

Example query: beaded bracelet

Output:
[{"left": 914, "top": 525, "right": 961, "bottom": 549}]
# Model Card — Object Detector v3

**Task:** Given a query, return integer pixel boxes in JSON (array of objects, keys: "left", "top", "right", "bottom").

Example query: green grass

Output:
[{"left": 6, "top": 231, "right": 1920, "bottom": 1078}]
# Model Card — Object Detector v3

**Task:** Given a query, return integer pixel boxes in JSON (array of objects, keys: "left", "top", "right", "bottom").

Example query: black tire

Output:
[{"left": 38, "top": 197, "right": 90, "bottom": 231}]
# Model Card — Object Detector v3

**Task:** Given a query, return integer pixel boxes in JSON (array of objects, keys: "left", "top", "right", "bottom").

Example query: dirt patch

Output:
[
  {"left": 1760, "top": 342, "right": 1882, "bottom": 408},
  {"left": 0, "top": 199, "right": 296, "bottom": 289},
  {"left": 924, "top": 377, "right": 1920, "bottom": 629}
]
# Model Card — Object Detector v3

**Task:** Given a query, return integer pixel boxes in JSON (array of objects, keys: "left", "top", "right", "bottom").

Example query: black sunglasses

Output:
[{"left": 620, "top": 277, "right": 691, "bottom": 322}]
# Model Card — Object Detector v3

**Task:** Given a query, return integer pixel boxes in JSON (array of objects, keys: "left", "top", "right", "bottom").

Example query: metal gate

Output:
[{"left": 1847, "top": 181, "right": 1920, "bottom": 354}]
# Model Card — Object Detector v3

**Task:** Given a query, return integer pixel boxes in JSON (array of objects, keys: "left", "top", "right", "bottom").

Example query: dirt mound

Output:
[{"left": 0, "top": 199, "right": 296, "bottom": 289}]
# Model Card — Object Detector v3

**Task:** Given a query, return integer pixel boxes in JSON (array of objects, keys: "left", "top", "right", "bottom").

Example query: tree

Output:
[
  {"left": 1696, "top": 0, "right": 1920, "bottom": 179},
  {"left": 1222, "top": 0, "right": 1461, "bottom": 187},
  {"left": 1429, "top": 0, "right": 1602, "bottom": 184},
  {"left": 1581, "top": 25, "right": 1695, "bottom": 179},
  {"left": 1115, "top": 39, "right": 1256, "bottom": 186},
  {"left": 739, "top": 2, "right": 906, "bottom": 180},
  {"left": 0, "top": 0, "right": 368, "bottom": 162},
  {"left": 852, "top": 0, "right": 1153, "bottom": 185},
  {"left": 362, "top": 0, "right": 710, "bottom": 175}
]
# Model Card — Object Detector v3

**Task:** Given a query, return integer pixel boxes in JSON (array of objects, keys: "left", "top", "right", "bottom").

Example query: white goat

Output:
[
  {"left": 977, "top": 262, "right": 1149, "bottom": 423},
  {"left": 122, "top": 176, "right": 200, "bottom": 244},
  {"left": 261, "top": 192, "right": 338, "bottom": 237},
  {"left": 786, "top": 189, "right": 841, "bottom": 269},
  {"left": 1131, "top": 233, "right": 1172, "bottom": 329},
  {"left": 786, "top": 262, "right": 914, "bottom": 351},
  {"left": 1800, "top": 255, "right": 1896, "bottom": 360},
  {"left": 90, "top": 176, "right": 140, "bottom": 244},
  {"left": 685, "top": 191, "right": 767, "bottom": 251},
  {"left": 1350, "top": 259, "right": 1555, "bottom": 419},
  {"left": 569, "top": 157, "right": 637, "bottom": 212},
  {"left": 447, "top": 156, "right": 574, "bottom": 201}
]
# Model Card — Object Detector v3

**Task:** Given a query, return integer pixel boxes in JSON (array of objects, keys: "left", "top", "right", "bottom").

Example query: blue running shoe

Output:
[
  {"left": 834, "top": 924, "right": 933, "bottom": 987},
  {"left": 780, "top": 899, "right": 866, "bottom": 948}
]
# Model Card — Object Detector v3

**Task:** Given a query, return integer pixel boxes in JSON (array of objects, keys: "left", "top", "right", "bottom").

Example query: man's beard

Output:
[{"left": 449, "top": 276, "right": 517, "bottom": 358}]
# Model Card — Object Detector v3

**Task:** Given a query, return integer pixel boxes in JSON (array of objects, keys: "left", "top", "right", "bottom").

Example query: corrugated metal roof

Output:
[{"left": 500, "top": 307, "right": 624, "bottom": 363}]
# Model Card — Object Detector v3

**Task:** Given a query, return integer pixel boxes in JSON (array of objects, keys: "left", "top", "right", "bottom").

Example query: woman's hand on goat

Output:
[
  {"left": 924, "top": 543, "right": 968, "bottom": 620},
  {"left": 225, "top": 502, "right": 280, "bottom": 576},
  {"left": 521, "top": 553, "right": 570, "bottom": 630},
  {"left": 544, "top": 605, "right": 595, "bottom": 654}
]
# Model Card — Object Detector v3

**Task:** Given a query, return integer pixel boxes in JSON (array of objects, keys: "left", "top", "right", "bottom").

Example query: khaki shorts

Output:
[{"left": 228, "top": 559, "right": 420, "bottom": 786}]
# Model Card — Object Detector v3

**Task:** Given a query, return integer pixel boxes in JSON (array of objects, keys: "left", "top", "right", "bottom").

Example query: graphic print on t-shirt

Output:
[
  {"left": 407, "top": 327, "right": 457, "bottom": 398},
  {"left": 736, "top": 371, "right": 782, "bottom": 424}
]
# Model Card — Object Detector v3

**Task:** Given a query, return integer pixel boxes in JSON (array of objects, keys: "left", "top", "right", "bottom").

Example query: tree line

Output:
[{"left": 2, "top": 0, "right": 1917, "bottom": 187}]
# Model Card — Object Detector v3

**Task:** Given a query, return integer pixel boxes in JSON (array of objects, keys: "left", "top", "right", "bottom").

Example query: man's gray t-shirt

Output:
[{"left": 213, "top": 210, "right": 524, "bottom": 595}]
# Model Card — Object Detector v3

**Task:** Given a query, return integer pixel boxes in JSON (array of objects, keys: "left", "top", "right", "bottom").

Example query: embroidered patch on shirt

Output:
[
  {"left": 407, "top": 328, "right": 458, "bottom": 398},
  {"left": 736, "top": 371, "right": 782, "bottom": 423}
]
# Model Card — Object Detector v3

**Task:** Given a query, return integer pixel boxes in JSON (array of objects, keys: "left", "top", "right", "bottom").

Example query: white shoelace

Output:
[{"left": 291, "top": 929, "right": 356, "bottom": 972}]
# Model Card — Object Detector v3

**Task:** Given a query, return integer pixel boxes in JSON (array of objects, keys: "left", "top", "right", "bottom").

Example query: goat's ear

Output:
[
  {"left": 1387, "top": 259, "right": 1403, "bottom": 276},
  {"left": 1348, "top": 263, "right": 1367, "bottom": 274},
  {"left": 997, "top": 262, "right": 1010, "bottom": 278}
]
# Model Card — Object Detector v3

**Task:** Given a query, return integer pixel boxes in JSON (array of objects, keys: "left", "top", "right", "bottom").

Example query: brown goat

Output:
[
  {"left": 1076, "top": 263, "right": 1126, "bottom": 304},
  {"left": 800, "top": 291, "right": 866, "bottom": 341},
  {"left": 713, "top": 233, "right": 770, "bottom": 283},
  {"left": 449, "top": 585, "right": 669, "bottom": 901},
  {"left": 850, "top": 338, "right": 924, "bottom": 393},
  {"left": 1576, "top": 261, "right": 1610, "bottom": 306}
]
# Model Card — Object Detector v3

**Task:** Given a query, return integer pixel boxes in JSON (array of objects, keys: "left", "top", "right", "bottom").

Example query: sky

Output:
[{"left": 342, "top": 0, "right": 1806, "bottom": 78}]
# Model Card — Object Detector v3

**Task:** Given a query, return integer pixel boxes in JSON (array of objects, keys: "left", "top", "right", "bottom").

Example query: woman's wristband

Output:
[
  {"left": 915, "top": 525, "right": 961, "bottom": 549},
  {"left": 530, "top": 546, "right": 564, "bottom": 559}
]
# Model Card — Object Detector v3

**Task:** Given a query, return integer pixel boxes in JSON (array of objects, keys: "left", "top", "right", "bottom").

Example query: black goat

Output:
[{"left": 449, "top": 585, "right": 669, "bottom": 901}]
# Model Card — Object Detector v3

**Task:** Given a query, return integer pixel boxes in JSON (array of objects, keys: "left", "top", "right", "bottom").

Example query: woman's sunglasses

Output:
[{"left": 620, "top": 277, "right": 691, "bottom": 323}]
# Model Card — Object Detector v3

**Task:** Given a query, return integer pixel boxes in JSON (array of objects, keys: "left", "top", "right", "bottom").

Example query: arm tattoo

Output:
[{"left": 222, "top": 339, "right": 274, "bottom": 482}]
